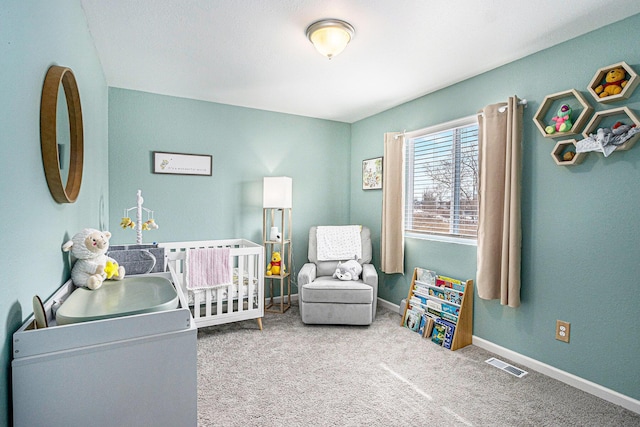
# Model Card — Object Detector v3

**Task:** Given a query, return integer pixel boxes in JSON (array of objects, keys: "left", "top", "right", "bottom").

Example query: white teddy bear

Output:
[
  {"left": 62, "top": 228, "right": 125, "bottom": 289},
  {"left": 333, "top": 259, "right": 363, "bottom": 281}
]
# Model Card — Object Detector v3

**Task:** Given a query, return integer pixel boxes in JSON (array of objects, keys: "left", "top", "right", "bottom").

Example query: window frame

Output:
[{"left": 404, "top": 114, "right": 479, "bottom": 246}]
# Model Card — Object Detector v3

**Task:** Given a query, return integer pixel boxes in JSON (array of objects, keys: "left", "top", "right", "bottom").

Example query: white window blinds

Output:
[{"left": 405, "top": 117, "right": 479, "bottom": 242}]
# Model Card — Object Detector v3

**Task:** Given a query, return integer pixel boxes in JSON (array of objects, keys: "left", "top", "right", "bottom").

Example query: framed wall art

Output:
[
  {"left": 362, "top": 156, "right": 383, "bottom": 190},
  {"left": 153, "top": 151, "right": 212, "bottom": 176}
]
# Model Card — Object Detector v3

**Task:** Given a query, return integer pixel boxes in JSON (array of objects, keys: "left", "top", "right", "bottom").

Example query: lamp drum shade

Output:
[{"left": 263, "top": 177, "right": 292, "bottom": 208}]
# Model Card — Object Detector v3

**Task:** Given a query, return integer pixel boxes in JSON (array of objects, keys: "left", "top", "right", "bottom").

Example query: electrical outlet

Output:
[{"left": 556, "top": 320, "right": 570, "bottom": 343}]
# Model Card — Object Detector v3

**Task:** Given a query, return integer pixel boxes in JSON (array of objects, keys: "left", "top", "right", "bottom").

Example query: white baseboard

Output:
[
  {"left": 473, "top": 336, "right": 640, "bottom": 415},
  {"left": 266, "top": 293, "right": 298, "bottom": 304},
  {"left": 377, "top": 298, "right": 400, "bottom": 313},
  {"left": 265, "top": 294, "right": 298, "bottom": 304}
]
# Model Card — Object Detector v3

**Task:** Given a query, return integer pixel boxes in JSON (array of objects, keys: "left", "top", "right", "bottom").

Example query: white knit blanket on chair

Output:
[{"left": 316, "top": 225, "right": 362, "bottom": 261}]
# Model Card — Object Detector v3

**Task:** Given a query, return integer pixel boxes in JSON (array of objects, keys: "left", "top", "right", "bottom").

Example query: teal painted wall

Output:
[
  {"left": 0, "top": 1, "right": 108, "bottom": 423},
  {"left": 350, "top": 14, "right": 640, "bottom": 400},
  {"left": 108, "top": 88, "right": 351, "bottom": 284},
  {"left": 2, "top": 2, "right": 639, "bottom": 421}
]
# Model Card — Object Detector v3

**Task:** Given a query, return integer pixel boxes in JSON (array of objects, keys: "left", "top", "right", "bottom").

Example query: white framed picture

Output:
[
  {"left": 153, "top": 151, "right": 212, "bottom": 176},
  {"left": 362, "top": 157, "right": 383, "bottom": 190}
]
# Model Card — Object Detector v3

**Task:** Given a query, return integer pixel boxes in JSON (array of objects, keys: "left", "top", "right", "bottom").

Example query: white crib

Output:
[{"left": 159, "top": 239, "right": 264, "bottom": 330}]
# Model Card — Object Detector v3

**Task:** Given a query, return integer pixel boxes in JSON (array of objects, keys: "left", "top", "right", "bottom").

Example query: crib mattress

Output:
[
  {"left": 56, "top": 276, "right": 179, "bottom": 325},
  {"left": 187, "top": 269, "right": 258, "bottom": 305},
  {"left": 189, "top": 284, "right": 257, "bottom": 304}
]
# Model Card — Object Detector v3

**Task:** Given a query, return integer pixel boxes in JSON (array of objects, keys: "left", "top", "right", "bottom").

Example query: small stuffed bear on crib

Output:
[
  {"left": 333, "top": 259, "right": 363, "bottom": 281},
  {"left": 62, "top": 228, "right": 125, "bottom": 289}
]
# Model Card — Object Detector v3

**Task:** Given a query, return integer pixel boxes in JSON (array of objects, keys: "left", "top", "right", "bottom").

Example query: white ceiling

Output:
[{"left": 80, "top": 0, "right": 640, "bottom": 123}]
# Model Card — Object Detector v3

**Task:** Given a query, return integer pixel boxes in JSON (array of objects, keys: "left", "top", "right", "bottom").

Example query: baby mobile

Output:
[{"left": 120, "top": 190, "right": 159, "bottom": 244}]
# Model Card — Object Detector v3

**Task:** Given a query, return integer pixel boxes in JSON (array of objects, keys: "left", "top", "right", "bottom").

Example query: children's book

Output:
[
  {"left": 427, "top": 307, "right": 441, "bottom": 318},
  {"left": 437, "top": 275, "right": 466, "bottom": 292},
  {"left": 444, "top": 289, "right": 463, "bottom": 305},
  {"left": 414, "top": 278, "right": 430, "bottom": 289},
  {"left": 441, "top": 302, "right": 460, "bottom": 316},
  {"left": 426, "top": 299, "right": 442, "bottom": 312},
  {"left": 417, "top": 314, "right": 427, "bottom": 336},
  {"left": 404, "top": 309, "right": 421, "bottom": 332},
  {"left": 436, "top": 318, "right": 457, "bottom": 349},
  {"left": 408, "top": 302, "right": 425, "bottom": 315},
  {"left": 431, "top": 322, "right": 446, "bottom": 346},
  {"left": 429, "top": 288, "right": 446, "bottom": 300},
  {"left": 411, "top": 294, "right": 429, "bottom": 307},
  {"left": 435, "top": 277, "right": 451, "bottom": 288},
  {"left": 421, "top": 316, "right": 435, "bottom": 339},
  {"left": 416, "top": 268, "right": 436, "bottom": 286},
  {"left": 412, "top": 287, "right": 430, "bottom": 299},
  {"left": 441, "top": 311, "right": 458, "bottom": 324}
]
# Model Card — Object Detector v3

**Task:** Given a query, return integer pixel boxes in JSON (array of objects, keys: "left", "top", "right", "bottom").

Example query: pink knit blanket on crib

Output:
[{"left": 186, "top": 247, "right": 232, "bottom": 290}]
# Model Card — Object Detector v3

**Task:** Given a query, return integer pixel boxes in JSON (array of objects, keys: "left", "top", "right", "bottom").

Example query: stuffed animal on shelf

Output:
[
  {"left": 545, "top": 104, "right": 573, "bottom": 134},
  {"left": 62, "top": 228, "right": 125, "bottom": 289},
  {"left": 333, "top": 259, "right": 363, "bottom": 281},
  {"left": 266, "top": 251, "right": 285, "bottom": 276},
  {"left": 595, "top": 66, "right": 628, "bottom": 98}
]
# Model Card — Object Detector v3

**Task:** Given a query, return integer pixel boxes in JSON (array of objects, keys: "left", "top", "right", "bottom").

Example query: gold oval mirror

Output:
[{"left": 40, "top": 65, "right": 84, "bottom": 203}]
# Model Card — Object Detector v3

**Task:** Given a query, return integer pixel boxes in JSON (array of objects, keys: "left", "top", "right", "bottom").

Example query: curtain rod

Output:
[
  {"left": 498, "top": 98, "right": 527, "bottom": 113},
  {"left": 394, "top": 130, "right": 406, "bottom": 140},
  {"left": 395, "top": 98, "right": 527, "bottom": 139}
]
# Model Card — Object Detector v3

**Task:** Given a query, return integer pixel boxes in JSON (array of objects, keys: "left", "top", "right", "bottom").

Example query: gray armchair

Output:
[{"left": 298, "top": 226, "right": 378, "bottom": 325}]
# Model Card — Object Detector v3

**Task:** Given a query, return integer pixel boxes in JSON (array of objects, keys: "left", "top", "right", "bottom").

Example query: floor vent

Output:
[{"left": 485, "top": 357, "right": 528, "bottom": 378}]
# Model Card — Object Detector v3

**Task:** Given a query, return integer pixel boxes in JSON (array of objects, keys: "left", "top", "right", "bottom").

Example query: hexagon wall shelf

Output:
[
  {"left": 533, "top": 89, "right": 593, "bottom": 138},
  {"left": 551, "top": 139, "right": 585, "bottom": 166},
  {"left": 587, "top": 61, "right": 639, "bottom": 104},
  {"left": 582, "top": 106, "right": 640, "bottom": 153}
]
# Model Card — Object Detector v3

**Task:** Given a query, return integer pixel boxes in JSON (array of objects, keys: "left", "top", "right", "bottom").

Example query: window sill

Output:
[{"left": 405, "top": 232, "right": 477, "bottom": 246}]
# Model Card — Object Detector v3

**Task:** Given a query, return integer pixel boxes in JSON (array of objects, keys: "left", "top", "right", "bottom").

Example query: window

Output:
[{"left": 405, "top": 116, "right": 479, "bottom": 244}]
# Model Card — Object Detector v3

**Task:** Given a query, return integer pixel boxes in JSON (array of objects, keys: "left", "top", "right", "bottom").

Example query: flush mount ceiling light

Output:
[{"left": 305, "top": 19, "right": 355, "bottom": 59}]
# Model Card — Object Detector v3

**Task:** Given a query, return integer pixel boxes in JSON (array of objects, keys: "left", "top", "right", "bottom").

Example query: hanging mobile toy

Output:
[{"left": 122, "top": 190, "right": 159, "bottom": 244}]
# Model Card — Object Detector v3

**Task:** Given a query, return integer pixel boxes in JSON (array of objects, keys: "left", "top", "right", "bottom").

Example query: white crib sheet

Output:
[{"left": 186, "top": 269, "right": 258, "bottom": 305}]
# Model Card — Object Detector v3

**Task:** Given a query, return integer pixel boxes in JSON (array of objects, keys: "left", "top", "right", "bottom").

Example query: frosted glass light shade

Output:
[
  {"left": 263, "top": 177, "right": 292, "bottom": 208},
  {"left": 306, "top": 19, "right": 354, "bottom": 59}
]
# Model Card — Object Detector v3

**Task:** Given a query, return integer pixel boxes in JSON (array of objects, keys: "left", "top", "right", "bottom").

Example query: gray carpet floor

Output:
[{"left": 196, "top": 304, "right": 640, "bottom": 426}]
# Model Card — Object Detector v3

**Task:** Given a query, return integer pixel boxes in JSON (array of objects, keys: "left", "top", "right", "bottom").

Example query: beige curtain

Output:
[
  {"left": 381, "top": 132, "right": 404, "bottom": 274},
  {"left": 476, "top": 97, "right": 523, "bottom": 307}
]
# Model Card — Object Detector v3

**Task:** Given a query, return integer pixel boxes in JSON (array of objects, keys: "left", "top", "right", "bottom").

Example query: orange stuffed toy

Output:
[
  {"left": 266, "top": 251, "right": 285, "bottom": 276},
  {"left": 595, "top": 66, "right": 628, "bottom": 98}
]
